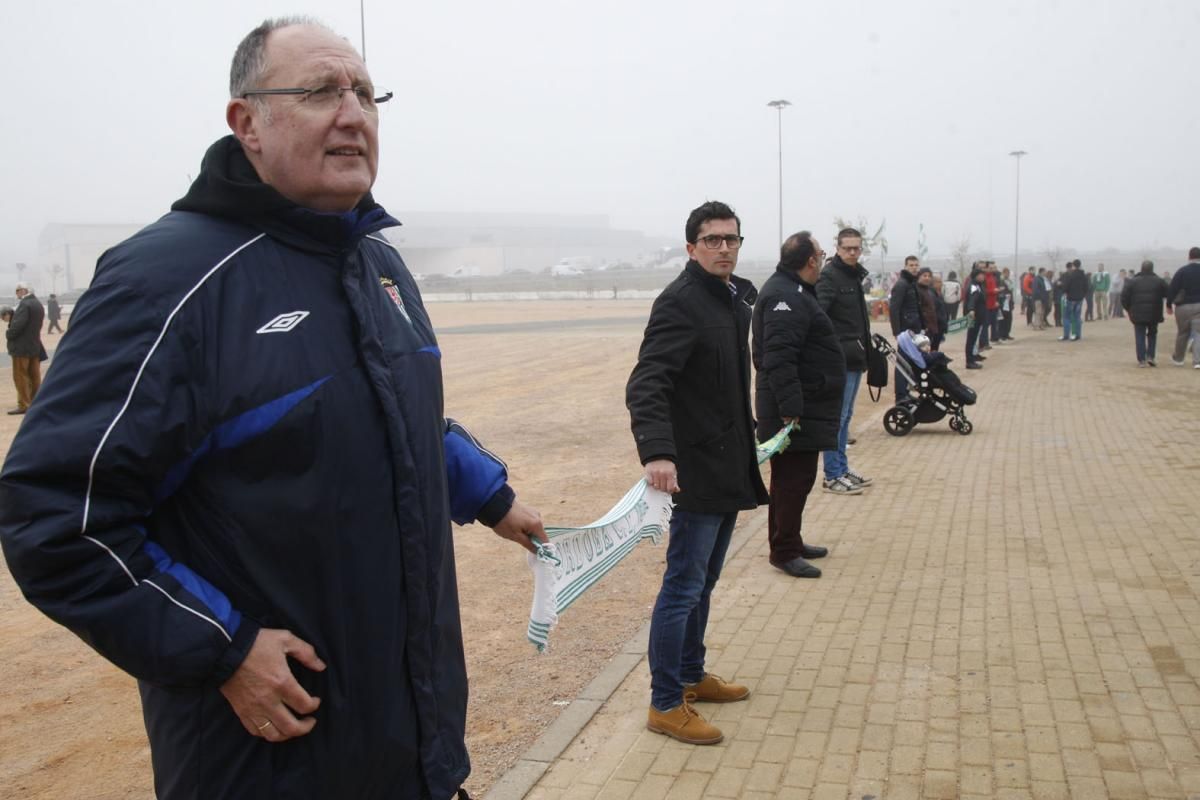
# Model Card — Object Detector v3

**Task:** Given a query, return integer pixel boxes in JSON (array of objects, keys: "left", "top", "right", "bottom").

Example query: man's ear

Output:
[{"left": 227, "top": 99, "right": 263, "bottom": 154}]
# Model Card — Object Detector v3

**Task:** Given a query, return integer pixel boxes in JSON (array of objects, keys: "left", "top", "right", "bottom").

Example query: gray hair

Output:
[{"left": 229, "top": 16, "right": 337, "bottom": 100}]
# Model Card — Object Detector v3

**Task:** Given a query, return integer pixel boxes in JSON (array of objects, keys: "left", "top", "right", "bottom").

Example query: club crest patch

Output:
[{"left": 379, "top": 276, "right": 412, "bottom": 324}]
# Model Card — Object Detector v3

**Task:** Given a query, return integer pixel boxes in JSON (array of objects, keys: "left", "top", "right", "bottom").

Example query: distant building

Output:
[{"left": 33, "top": 213, "right": 669, "bottom": 292}]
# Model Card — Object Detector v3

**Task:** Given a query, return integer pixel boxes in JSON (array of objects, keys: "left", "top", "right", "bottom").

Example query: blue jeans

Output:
[
  {"left": 1134, "top": 322, "right": 1158, "bottom": 363},
  {"left": 1064, "top": 300, "right": 1083, "bottom": 339},
  {"left": 649, "top": 509, "right": 737, "bottom": 711},
  {"left": 822, "top": 370, "right": 861, "bottom": 481}
]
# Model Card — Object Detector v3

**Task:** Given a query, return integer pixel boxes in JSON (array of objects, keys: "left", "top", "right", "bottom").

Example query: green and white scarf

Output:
[{"left": 526, "top": 422, "right": 794, "bottom": 651}]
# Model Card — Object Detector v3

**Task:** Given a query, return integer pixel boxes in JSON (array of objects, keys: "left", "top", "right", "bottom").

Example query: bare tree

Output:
[
  {"left": 949, "top": 235, "right": 972, "bottom": 274},
  {"left": 832, "top": 216, "right": 888, "bottom": 261},
  {"left": 1042, "top": 245, "right": 1064, "bottom": 270}
]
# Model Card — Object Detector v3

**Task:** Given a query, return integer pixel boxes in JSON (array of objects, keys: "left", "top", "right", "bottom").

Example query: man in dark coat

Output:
[
  {"left": 752, "top": 231, "right": 844, "bottom": 579},
  {"left": 45, "top": 293, "right": 63, "bottom": 333},
  {"left": 6, "top": 281, "right": 45, "bottom": 414},
  {"left": 1121, "top": 260, "right": 1170, "bottom": 366},
  {"left": 889, "top": 256, "right": 923, "bottom": 402},
  {"left": 627, "top": 200, "right": 767, "bottom": 746},
  {"left": 0, "top": 19, "right": 547, "bottom": 800},
  {"left": 814, "top": 228, "right": 873, "bottom": 495},
  {"left": 1062, "top": 259, "right": 1091, "bottom": 340}
]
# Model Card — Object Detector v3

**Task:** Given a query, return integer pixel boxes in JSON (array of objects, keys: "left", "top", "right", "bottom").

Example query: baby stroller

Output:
[{"left": 872, "top": 332, "right": 977, "bottom": 436}]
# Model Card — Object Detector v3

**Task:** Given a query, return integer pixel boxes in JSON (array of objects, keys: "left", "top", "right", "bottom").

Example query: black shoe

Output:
[
  {"left": 774, "top": 557, "right": 821, "bottom": 578},
  {"left": 966, "top": 363, "right": 982, "bottom": 370},
  {"left": 800, "top": 544, "right": 828, "bottom": 559},
  {"left": 7, "top": 408, "right": 26, "bottom": 415},
  {"left": 975, "top": 355, "right": 987, "bottom": 360}
]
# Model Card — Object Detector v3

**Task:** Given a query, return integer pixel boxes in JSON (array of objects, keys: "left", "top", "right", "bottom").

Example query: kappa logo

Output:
[
  {"left": 772, "top": 301, "right": 792, "bottom": 311},
  {"left": 256, "top": 311, "right": 310, "bottom": 334}
]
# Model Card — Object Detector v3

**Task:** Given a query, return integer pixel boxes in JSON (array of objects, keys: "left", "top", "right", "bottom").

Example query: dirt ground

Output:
[{"left": 0, "top": 300, "right": 684, "bottom": 798}]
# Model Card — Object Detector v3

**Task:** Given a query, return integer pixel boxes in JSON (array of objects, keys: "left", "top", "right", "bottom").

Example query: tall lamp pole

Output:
[
  {"left": 360, "top": 0, "right": 368, "bottom": 62},
  {"left": 767, "top": 99, "right": 791, "bottom": 247},
  {"left": 1009, "top": 150, "right": 1028, "bottom": 273}
]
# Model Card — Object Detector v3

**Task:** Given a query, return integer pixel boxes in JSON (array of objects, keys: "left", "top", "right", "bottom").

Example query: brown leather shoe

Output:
[
  {"left": 683, "top": 672, "right": 750, "bottom": 703},
  {"left": 647, "top": 697, "right": 723, "bottom": 745}
]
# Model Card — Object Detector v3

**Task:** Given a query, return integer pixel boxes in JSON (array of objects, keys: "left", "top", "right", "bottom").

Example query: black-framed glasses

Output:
[
  {"left": 241, "top": 84, "right": 393, "bottom": 114},
  {"left": 697, "top": 234, "right": 744, "bottom": 250}
]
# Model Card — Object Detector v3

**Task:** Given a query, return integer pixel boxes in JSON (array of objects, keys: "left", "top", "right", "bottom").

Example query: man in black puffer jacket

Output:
[
  {"left": 814, "top": 228, "right": 873, "bottom": 495},
  {"left": 752, "top": 231, "right": 845, "bottom": 579},
  {"left": 1121, "top": 260, "right": 1170, "bottom": 366}
]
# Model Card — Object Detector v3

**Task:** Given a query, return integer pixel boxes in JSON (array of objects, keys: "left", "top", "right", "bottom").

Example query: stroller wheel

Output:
[
  {"left": 884, "top": 406, "right": 914, "bottom": 436},
  {"left": 957, "top": 419, "right": 973, "bottom": 436},
  {"left": 949, "top": 417, "right": 960, "bottom": 431}
]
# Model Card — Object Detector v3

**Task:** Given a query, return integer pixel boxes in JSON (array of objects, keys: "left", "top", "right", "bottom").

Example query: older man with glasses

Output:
[{"left": 0, "top": 17, "right": 547, "bottom": 800}]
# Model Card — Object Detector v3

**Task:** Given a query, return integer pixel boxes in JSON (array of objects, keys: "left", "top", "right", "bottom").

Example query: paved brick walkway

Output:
[{"left": 490, "top": 317, "right": 1200, "bottom": 800}]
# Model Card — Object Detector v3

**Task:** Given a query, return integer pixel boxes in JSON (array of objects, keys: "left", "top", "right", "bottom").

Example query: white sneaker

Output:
[
  {"left": 822, "top": 476, "right": 864, "bottom": 495},
  {"left": 1194, "top": 363, "right": 1200, "bottom": 370},
  {"left": 843, "top": 470, "right": 874, "bottom": 488},
  {"left": 1172, "top": 358, "right": 1186, "bottom": 366}
]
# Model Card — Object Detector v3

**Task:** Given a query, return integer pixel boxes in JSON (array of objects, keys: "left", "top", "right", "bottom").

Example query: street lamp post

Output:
[
  {"left": 767, "top": 99, "right": 791, "bottom": 247},
  {"left": 1009, "top": 150, "right": 1028, "bottom": 273}
]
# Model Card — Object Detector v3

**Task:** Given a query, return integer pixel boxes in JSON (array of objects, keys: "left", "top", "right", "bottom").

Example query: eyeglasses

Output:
[
  {"left": 696, "top": 234, "right": 744, "bottom": 250},
  {"left": 241, "top": 84, "right": 393, "bottom": 114}
]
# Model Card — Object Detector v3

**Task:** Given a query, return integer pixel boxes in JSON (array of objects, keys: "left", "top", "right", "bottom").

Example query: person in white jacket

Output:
[{"left": 942, "top": 271, "right": 962, "bottom": 319}]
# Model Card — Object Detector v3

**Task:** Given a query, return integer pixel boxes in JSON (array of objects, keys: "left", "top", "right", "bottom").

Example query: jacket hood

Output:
[{"left": 172, "top": 136, "right": 399, "bottom": 253}]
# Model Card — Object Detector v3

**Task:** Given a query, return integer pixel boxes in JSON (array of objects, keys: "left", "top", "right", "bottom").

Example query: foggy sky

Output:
[{"left": 2, "top": 0, "right": 1197, "bottom": 272}]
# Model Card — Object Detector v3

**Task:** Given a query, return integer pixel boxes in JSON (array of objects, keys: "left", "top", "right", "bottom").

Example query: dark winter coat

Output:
[
  {"left": 751, "top": 267, "right": 846, "bottom": 451},
  {"left": 627, "top": 260, "right": 768, "bottom": 514},
  {"left": 815, "top": 256, "right": 871, "bottom": 372},
  {"left": 0, "top": 135, "right": 516, "bottom": 800},
  {"left": 1033, "top": 274, "right": 1051, "bottom": 303},
  {"left": 1064, "top": 268, "right": 1091, "bottom": 302},
  {"left": 964, "top": 275, "right": 989, "bottom": 319},
  {"left": 889, "top": 270, "right": 922, "bottom": 335},
  {"left": 46, "top": 296, "right": 61, "bottom": 322},
  {"left": 6, "top": 292, "right": 44, "bottom": 358},
  {"left": 1122, "top": 271, "right": 1169, "bottom": 324}
]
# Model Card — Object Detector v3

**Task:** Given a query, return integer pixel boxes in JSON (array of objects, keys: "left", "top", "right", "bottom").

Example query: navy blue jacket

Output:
[
  {"left": 0, "top": 136, "right": 513, "bottom": 800},
  {"left": 1168, "top": 261, "right": 1200, "bottom": 306}
]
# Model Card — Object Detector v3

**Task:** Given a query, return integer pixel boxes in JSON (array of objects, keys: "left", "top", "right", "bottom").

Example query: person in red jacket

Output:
[
  {"left": 1021, "top": 268, "right": 1036, "bottom": 326},
  {"left": 983, "top": 263, "right": 1000, "bottom": 346}
]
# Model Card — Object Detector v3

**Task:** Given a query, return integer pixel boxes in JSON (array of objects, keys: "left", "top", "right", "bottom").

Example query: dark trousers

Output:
[
  {"left": 47, "top": 319, "right": 63, "bottom": 333},
  {"left": 947, "top": 301, "right": 960, "bottom": 320},
  {"left": 999, "top": 311, "right": 1013, "bottom": 340},
  {"left": 965, "top": 319, "right": 982, "bottom": 364},
  {"left": 1134, "top": 322, "right": 1158, "bottom": 363},
  {"left": 1024, "top": 296, "right": 1034, "bottom": 326},
  {"left": 1053, "top": 297, "right": 1063, "bottom": 326},
  {"left": 767, "top": 450, "right": 820, "bottom": 566}
]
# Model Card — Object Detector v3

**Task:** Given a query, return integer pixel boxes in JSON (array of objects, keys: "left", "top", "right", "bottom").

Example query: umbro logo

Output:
[
  {"left": 772, "top": 301, "right": 792, "bottom": 311},
  {"left": 256, "top": 311, "right": 310, "bottom": 334}
]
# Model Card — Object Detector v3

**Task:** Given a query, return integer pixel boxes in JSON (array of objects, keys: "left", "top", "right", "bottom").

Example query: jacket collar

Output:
[
  {"left": 172, "top": 135, "right": 401, "bottom": 255},
  {"left": 832, "top": 255, "right": 868, "bottom": 280},
  {"left": 684, "top": 259, "right": 756, "bottom": 306}
]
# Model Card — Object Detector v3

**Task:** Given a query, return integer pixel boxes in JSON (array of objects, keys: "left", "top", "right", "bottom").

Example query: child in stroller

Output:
[{"left": 873, "top": 331, "right": 977, "bottom": 436}]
